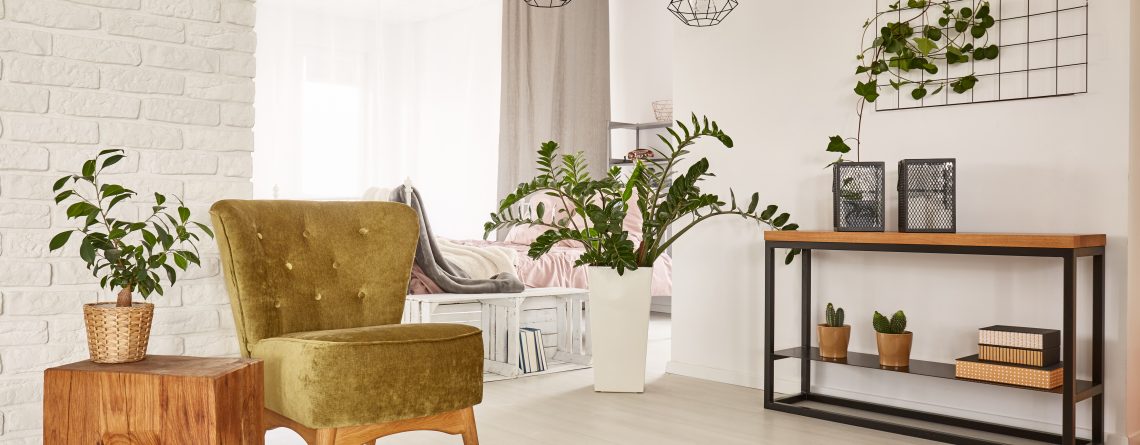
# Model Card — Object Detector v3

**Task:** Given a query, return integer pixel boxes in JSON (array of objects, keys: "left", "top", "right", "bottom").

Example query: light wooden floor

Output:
[{"left": 266, "top": 314, "right": 934, "bottom": 445}]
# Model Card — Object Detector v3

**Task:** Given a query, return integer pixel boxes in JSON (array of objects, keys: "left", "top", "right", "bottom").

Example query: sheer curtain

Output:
[{"left": 255, "top": 0, "right": 502, "bottom": 239}]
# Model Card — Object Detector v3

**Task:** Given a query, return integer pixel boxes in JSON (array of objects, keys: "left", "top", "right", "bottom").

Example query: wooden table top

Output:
[
  {"left": 51, "top": 355, "right": 259, "bottom": 378},
  {"left": 764, "top": 231, "right": 1106, "bottom": 249}
]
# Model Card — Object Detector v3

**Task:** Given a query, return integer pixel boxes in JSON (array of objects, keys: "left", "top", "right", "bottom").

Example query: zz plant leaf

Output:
[
  {"left": 486, "top": 114, "right": 801, "bottom": 272},
  {"left": 829, "top": 1, "right": 999, "bottom": 165},
  {"left": 49, "top": 149, "right": 214, "bottom": 307}
]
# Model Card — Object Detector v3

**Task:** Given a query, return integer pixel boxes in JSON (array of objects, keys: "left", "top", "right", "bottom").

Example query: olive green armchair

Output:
[{"left": 211, "top": 200, "right": 483, "bottom": 445}]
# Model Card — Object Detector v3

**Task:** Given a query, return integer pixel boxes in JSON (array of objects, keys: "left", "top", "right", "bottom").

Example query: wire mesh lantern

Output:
[
  {"left": 524, "top": 0, "right": 572, "bottom": 7},
  {"left": 833, "top": 162, "right": 886, "bottom": 232},
  {"left": 898, "top": 159, "right": 956, "bottom": 233},
  {"left": 668, "top": 0, "right": 739, "bottom": 27}
]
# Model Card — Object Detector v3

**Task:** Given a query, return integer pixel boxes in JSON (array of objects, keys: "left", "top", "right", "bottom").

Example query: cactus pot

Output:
[
  {"left": 875, "top": 331, "right": 913, "bottom": 368},
  {"left": 818, "top": 324, "right": 851, "bottom": 359}
]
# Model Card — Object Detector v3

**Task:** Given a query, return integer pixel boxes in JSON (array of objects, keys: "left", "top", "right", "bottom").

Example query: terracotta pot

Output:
[
  {"left": 875, "top": 331, "right": 912, "bottom": 368},
  {"left": 818, "top": 324, "right": 851, "bottom": 359},
  {"left": 83, "top": 302, "right": 154, "bottom": 364}
]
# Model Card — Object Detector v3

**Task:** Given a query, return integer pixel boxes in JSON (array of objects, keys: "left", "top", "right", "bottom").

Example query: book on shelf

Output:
[
  {"left": 978, "top": 344, "right": 1059, "bottom": 367},
  {"left": 978, "top": 325, "right": 1059, "bottom": 350},
  {"left": 519, "top": 327, "right": 548, "bottom": 374},
  {"left": 955, "top": 355, "right": 1062, "bottom": 389}
]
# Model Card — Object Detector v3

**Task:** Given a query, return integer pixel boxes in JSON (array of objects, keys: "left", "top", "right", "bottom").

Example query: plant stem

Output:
[{"left": 116, "top": 286, "right": 132, "bottom": 307}]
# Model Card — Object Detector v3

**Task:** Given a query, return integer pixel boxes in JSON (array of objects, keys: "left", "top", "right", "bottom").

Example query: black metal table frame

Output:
[{"left": 763, "top": 241, "right": 1105, "bottom": 445}]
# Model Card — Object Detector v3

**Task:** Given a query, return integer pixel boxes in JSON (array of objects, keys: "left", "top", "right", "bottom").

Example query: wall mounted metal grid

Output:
[{"left": 873, "top": 0, "right": 1088, "bottom": 111}]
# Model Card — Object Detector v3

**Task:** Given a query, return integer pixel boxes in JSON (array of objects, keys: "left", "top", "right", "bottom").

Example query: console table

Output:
[{"left": 763, "top": 231, "right": 1105, "bottom": 445}]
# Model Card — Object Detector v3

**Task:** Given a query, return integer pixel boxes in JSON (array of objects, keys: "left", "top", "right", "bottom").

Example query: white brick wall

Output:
[{"left": 0, "top": 0, "right": 255, "bottom": 441}]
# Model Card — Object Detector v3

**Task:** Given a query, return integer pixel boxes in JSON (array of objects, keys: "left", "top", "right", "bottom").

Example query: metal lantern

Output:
[
  {"left": 833, "top": 161, "right": 886, "bottom": 232},
  {"left": 524, "top": 0, "right": 572, "bottom": 7},
  {"left": 668, "top": 0, "right": 739, "bottom": 27},
  {"left": 898, "top": 159, "right": 956, "bottom": 233}
]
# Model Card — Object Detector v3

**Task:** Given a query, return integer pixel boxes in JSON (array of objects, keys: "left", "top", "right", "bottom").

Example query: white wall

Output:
[
  {"left": 610, "top": 0, "right": 673, "bottom": 125},
  {"left": 0, "top": 0, "right": 255, "bottom": 441},
  {"left": 668, "top": 1, "right": 1137, "bottom": 442}
]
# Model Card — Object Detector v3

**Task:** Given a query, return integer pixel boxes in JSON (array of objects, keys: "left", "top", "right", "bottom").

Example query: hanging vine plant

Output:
[{"left": 828, "top": 0, "right": 999, "bottom": 164}]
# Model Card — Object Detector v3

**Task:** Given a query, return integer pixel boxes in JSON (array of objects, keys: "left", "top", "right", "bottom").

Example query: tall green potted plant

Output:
[
  {"left": 487, "top": 114, "right": 798, "bottom": 392},
  {"left": 49, "top": 149, "right": 214, "bottom": 363}
]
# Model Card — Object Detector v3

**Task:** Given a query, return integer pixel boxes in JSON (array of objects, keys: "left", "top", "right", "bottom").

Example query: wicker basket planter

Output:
[{"left": 83, "top": 302, "right": 154, "bottom": 364}]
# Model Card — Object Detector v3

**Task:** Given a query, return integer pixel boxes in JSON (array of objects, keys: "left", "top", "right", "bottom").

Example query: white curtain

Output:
[
  {"left": 498, "top": 0, "right": 611, "bottom": 201},
  {"left": 254, "top": 0, "right": 502, "bottom": 239}
]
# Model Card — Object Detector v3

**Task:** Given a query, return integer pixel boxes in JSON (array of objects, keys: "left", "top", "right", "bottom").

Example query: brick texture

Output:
[{"left": 0, "top": 0, "right": 255, "bottom": 439}]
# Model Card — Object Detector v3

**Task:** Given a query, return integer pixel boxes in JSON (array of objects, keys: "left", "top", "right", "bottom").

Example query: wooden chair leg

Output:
[
  {"left": 459, "top": 407, "right": 479, "bottom": 445},
  {"left": 315, "top": 428, "right": 337, "bottom": 445}
]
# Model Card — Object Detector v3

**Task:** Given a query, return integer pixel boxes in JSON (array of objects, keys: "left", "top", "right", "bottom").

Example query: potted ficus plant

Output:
[
  {"left": 826, "top": 0, "right": 997, "bottom": 231},
  {"left": 49, "top": 149, "right": 214, "bottom": 364},
  {"left": 818, "top": 303, "right": 850, "bottom": 359},
  {"left": 873, "top": 309, "right": 911, "bottom": 368},
  {"left": 486, "top": 114, "right": 799, "bottom": 392}
]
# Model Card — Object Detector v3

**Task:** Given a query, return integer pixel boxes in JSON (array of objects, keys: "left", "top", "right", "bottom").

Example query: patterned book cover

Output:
[
  {"left": 955, "top": 355, "right": 1062, "bottom": 389},
  {"left": 979, "top": 345, "right": 1059, "bottom": 367},
  {"left": 978, "top": 325, "right": 1060, "bottom": 350}
]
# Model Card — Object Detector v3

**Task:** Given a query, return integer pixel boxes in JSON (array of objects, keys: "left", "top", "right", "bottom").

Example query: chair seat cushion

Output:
[{"left": 251, "top": 323, "right": 483, "bottom": 429}]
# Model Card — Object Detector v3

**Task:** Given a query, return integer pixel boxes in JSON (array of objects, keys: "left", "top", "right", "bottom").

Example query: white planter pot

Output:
[{"left": 588, "top": 266, "right": 653, "bottom": 393}]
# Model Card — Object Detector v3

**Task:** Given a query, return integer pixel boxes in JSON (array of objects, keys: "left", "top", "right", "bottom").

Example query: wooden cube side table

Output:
[{"left": 44, "top": 355, "right": 264, "bottom": 445}]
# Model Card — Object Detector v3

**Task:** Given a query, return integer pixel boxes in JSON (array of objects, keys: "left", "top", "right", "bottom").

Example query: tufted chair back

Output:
[{"left": 210, "top": 200, "right": 420, "bottom": 357}]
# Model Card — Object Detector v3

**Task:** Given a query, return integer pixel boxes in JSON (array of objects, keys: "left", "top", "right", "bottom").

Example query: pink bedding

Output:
[{"left": 409, "top": 239, "right": 673, "bottom": 296}]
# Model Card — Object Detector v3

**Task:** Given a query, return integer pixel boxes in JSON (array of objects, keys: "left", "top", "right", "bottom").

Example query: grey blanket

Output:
[{"left": 390, "top": 186, "right": 525, "bottom": 294}]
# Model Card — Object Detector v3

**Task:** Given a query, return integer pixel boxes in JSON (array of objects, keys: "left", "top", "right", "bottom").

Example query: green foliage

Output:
[
  {"left": 872, "top": 310, "right": 908, "bottom": 334},
  {"left": 830, "top": 1, "right": 999, "bottom": 165},
  {"left": 49, "top": 149, "right": 214, "bottom": 302},
  {"left": 485, "top": 114, "right": 801, "bottom": 273},
  {"left": 825, "top": 303, "right": 845, "bottom": 327}
]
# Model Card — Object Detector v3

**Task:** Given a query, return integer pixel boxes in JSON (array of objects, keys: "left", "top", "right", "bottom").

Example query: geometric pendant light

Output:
[
  {"left": 524, "top": 0, "right": 573, "bottom": 7},
  {"left": 668, "top": 0, "right": 739, "bottom": 27}
]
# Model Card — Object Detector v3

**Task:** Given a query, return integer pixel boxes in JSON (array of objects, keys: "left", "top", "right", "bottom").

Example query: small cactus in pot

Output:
[
  {"left": 818, "top": 303, "right": 851, "bottom": 359},
  {"left": 873, "top": 310, "right": 912, "bottom": 368}
]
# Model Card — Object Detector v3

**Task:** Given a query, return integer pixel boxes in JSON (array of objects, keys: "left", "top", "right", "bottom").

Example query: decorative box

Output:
[
  {"left": 832, "top": 161, "right": 885, "bottom": 232},
  {"left": 978, "top": 325, "right": 1060, "bottom": 350},
  {"left": 979, "top": 344, "right": 1060, "bottom": 367},
  {"left": 898, "top": 158, "right": 956, "bottom": 233},
  {"left": 955, "top": 355, "right": 1062, "bottom": 389}
]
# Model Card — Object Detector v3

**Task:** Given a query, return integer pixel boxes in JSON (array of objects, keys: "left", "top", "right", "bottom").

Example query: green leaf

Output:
[
  {"left": 79, "top": 237, "right": 96, "bottom": 263},
  {"left": 53, "top": 176, "right": 71, "bottom": 192},
  {"left": 747, "top": 193, "right": 759, "bottom": 213},
  {"left": 970, "top": 25, "right": 986, "bottom": 39},
  {"left": 912, "top": 87, "right": 928, "bottom": 100},
  {"left": 923, "top": 25, "right": 942, "bottom": 41},
  {"left": 760, "top": 205, "right": 778, "bottom": 220},
  {"left": 178, "top": 206, "right": 190, "bottom": 223},
  {"left": 155, "top": 193, "right": 166, "bottom": 205},
  {"left": 173, "top": 252, "right": 189, "bottom": 270},
  {"left": 827, "top": 136, "right": 851, "bottom": 154},
  {"left": 54, "top": 190, "right": 75, "bottom": 204},
  {"left": 81, "top": 159, "right": 96, "bottom": 178},
  {"left": 954, "top": 20, "right": 968, "bottom": 33},
  {"left": 913, "top": 37, "right": 937, "bottom": 55},
  {"left": 101, "top": 155, "right": 125, "bottom": 170},
  {"left": 49, "top": 230, "right": 74, "bottom": 251}
]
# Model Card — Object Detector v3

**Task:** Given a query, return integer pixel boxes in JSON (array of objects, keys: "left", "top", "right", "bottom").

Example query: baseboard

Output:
[{"left": 665, "top": 360, "right": 1097, "bottom": 439}]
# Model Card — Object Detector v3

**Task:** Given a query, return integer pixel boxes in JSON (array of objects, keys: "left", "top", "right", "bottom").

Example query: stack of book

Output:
[
  {"left": 955, "top": 325, "right": 1062, "bottom": 389},
  {"left": 519, "top": 327, "right": 548, "bottom": 374}
]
